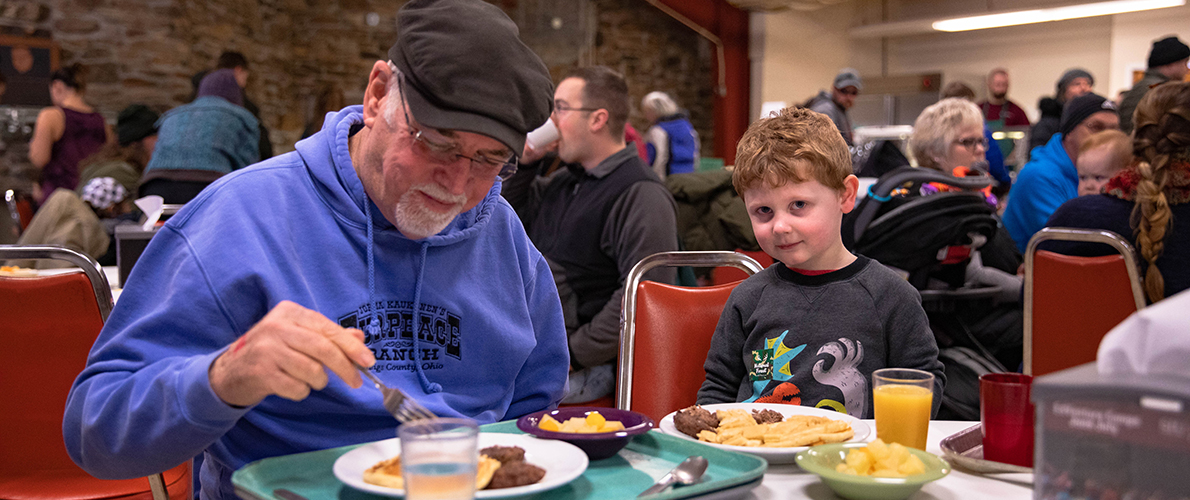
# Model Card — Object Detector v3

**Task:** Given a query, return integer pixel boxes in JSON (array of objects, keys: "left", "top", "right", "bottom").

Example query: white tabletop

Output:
[{"left": 745, "top": 420, "right": 1033, "bottom": 500}]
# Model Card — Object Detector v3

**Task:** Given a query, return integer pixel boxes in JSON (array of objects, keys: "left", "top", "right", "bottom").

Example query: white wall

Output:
[
  {"left": 885, "top": 16, "right": 1111, "bottom": 122},
  {"left": 1109, "top": 5, "right": 1190, "bottom": 97},
  {"left": 752, "top": 3, "right": 859, "bottom": 120},
  {"left": 752, "top": 3, "right": 1190, "bottom": 124}
]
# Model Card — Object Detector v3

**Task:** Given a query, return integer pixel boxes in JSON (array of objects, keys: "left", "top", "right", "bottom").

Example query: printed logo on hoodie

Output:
[{"left": 338, "top": 300, "right": 460, "bottom": 372}]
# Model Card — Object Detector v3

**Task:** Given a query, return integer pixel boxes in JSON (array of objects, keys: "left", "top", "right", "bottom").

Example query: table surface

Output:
[{"left": 748, "top": 420, "right": 1033, "bottom": 500}]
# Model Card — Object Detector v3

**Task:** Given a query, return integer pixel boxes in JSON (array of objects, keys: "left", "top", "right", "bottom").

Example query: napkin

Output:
[
  {"left": 1097, "top": 288, "right": 1190, "bottom": 379},
  {"left": 135, "top": 195, "right": 165, "bottom": 231}
]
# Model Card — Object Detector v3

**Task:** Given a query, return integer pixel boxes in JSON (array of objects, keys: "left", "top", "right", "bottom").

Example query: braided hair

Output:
[{"left": 1129, "top": 81, "right": 1190, "bottom": 302}]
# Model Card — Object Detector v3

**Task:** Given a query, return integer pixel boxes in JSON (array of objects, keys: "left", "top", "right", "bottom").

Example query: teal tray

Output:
[{"left": 233, "top": 420, "right": 767, "bottom": 499}]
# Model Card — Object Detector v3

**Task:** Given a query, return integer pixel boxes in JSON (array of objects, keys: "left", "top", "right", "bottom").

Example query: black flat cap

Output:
[{"left": 389, "top": 0, "right": 554, "bottom": 154}]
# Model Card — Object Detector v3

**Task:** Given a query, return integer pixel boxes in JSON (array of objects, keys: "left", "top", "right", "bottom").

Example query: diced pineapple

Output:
[
  {"left": 538, "top": 414, "right": 561, "bottom": 432},
  {"left": 599, "top": 421, "right": 625, "bottom": 432},
  {"left": 585, "top": 411, "right": 607, "bottom": 428},
  {"left": 844, "top": 447, "right": 873, "bottom": 475},
  {"left": 898, "top": 453, "right": 926, "bottom": 475},
  {"left": 559, "top": 417, "right": 587, "bottom": 433}
]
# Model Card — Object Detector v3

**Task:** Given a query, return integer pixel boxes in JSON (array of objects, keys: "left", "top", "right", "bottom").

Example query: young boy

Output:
[
  {"left": 697, "top": 108, "right": 945, "bottom": 418},
  {"left": 1076, "top": 130, "right": 1131, "bottom": 196}
]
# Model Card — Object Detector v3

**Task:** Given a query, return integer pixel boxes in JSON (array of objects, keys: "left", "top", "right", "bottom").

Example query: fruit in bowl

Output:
[
  {"left": 795, "top": 441, "right": 951, "bottom": 500},
  {"left": 516, "top": 407, "right": 654, "bottom": 460}
]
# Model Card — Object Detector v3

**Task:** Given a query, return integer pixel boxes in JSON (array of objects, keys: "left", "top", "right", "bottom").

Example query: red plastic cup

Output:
[{"left": 980, "top": 373, "right": 1034, "bottom": 467}]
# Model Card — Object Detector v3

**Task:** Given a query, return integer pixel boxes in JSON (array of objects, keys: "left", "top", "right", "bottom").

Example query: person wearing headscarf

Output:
[
  {"left": 12, "top": 176, "right": 133, "bottom": 269},
  {"left": 139, "top": 68, "right": 259, "bottom": 204}
]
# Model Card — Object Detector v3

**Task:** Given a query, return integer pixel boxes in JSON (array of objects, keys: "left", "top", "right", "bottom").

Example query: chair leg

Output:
[{"left": 148, "top": 472, "right": 168, "bottom": 500}]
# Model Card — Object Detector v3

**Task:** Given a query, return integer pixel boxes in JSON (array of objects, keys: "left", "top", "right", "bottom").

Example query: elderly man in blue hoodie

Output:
[
  {"left": 1003, "top": 93, "right": 1120, "bottom": 251},
  {"left": 62, "top": 1, "right": 569, "bottom": 499}
]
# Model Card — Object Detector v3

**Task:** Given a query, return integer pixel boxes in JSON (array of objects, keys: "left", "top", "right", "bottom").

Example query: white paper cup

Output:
[{"left": 526, "top": 120, "right": 560, "bottom": 151}]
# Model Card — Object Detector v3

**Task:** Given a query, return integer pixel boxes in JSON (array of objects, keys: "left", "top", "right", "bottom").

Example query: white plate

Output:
[
  {"left": 659, "top": 403, "right": 871, "bottom": 464},
  {"left": 333, "top": 433, "right": 588, "bottom": 498}
]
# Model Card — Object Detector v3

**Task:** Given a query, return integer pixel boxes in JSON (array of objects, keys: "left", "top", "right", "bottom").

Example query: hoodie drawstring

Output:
[{"left": 363, "top": 200, "right": 441, "bottom": 395}]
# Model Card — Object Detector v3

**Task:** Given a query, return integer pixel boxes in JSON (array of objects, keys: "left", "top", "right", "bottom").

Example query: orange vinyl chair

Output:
[
  {"left": 617, "top": 251, "right": 764, "bottom": 423},
  {"left": 709, "top": 249, "right": 773, "bottom": 285},
  {"left": 1024, "top": 228, "right": 1146, "bottom": 377},
  {"left": 0, "top": 245, "right": 191, "bottom": 500}
]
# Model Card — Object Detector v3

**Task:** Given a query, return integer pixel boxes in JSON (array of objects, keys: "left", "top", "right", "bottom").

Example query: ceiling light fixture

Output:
[{"left": 932, "top": 0, "right": 1185, "bottom": 32}]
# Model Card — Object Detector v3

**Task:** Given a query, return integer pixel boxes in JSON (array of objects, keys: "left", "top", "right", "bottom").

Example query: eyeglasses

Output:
[
  {"left": 836, "top": 88, "right": 859, "bottom": 96},
  {"left": 553, "top": 99, "right": 601, "bottom": 114},
  {"left": 955, "top": 137, "right": 988, "bottom": 151},
  {"left": 397, "top": 76, "right": 518, "bottom": 181}
]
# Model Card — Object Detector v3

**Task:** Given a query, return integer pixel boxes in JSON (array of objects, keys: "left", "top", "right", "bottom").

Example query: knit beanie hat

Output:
[
  {"left": 197, "top": 68, "right": 244, "bottom": 107},
  {"left": 1056, "top": 68, "right": 1094, "bottom": 100},
  {"left": 1059, "top": 93, "right": 1117, "bottom": 137},
  {"left": 1148, "top": 36, "right": 1190, "bottom": 68},
  {"left": 116, "top": 104, "right": 159, "bottom": 146}
]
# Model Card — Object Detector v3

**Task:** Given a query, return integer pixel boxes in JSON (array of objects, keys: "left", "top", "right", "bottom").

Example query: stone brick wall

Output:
[{"left": 2, "top": 0, "right": 714, "bottom": 197}]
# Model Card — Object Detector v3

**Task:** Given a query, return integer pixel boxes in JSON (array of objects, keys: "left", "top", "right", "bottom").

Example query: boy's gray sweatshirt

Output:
[{"left": 698, "top": 256, "right": 945, "bottom": 419}]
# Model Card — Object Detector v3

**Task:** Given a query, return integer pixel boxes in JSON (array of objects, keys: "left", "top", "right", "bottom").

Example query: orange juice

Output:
[{"left": 873, "top": 384, "right": 933, "bottom": 449}]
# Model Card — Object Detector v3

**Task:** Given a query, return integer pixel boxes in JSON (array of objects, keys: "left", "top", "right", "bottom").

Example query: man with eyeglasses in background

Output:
[
  {"left": 1004, "top": 93, "right": 1120, "bottom": 252},
  {"left": 62, "top": 1, "right": 569, "bottom": 498},
  {"left": 503, "top": 66, "right": 679, "bottom": 405},
  {"left": 806, "top": 68, "right": 862, "bottom": 146}
]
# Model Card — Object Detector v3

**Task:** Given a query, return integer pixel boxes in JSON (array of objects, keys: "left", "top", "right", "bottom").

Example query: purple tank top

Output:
[{"left": 40, "top": 107, "right": 107, "bottom": 202}]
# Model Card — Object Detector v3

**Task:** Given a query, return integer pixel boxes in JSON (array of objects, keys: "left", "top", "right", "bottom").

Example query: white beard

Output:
[{"left": 392, "top": 183, "right": 466, "bottom": 239}]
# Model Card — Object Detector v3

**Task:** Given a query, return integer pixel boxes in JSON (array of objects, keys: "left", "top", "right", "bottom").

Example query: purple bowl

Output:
[{"left": 516, "top": 407, "right": 655, "bottom": 460}]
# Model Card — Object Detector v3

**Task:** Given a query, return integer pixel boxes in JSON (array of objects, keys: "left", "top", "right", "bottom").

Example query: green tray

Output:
[{"left": 233, "top": 420, "right": 767, "bottom": 499}]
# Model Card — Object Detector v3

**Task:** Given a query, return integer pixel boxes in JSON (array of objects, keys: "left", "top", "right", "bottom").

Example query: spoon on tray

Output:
[{"left": 638, "top": 455, "right": 709, "bottom": 497}]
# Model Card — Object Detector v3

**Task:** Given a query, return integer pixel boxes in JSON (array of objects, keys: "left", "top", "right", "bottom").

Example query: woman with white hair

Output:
[
  {"left": 641, "top": 91, "right": 699, "bottom": 180},
  {"left": 910, "top": 97, "right": 989, "bottom": 175}
]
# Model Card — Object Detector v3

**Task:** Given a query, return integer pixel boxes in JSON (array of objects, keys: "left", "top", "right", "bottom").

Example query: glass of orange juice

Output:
[
  {"left": 872, "top": 368, "right": 934, "bottom": 450},
  {"left": 399, "top": 418, "right": 479, "bottom": 500}
]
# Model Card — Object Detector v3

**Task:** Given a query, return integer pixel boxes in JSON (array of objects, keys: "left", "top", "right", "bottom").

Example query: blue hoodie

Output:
[
  {"left": 63, "top": 106, "right": 569, "bottom": 500},
  {"left": 1003, "top": 133, "right": 1078, "bottom": 252}
]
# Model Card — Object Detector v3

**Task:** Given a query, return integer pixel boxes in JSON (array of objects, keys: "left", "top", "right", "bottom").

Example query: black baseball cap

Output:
[{"left": 388, "top": 0, "right": 553, "bottom": 154}]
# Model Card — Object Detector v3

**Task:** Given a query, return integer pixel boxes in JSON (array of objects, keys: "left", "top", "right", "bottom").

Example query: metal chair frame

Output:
[
  {"left": 616, "top": 251, "right": 764, "bottom": 412},
  {"left": 1023, "top": 227, "right": 1146, "bottom": 376},
  {"left": 0, "top": 244, "right": 168, "bottom": 500}
]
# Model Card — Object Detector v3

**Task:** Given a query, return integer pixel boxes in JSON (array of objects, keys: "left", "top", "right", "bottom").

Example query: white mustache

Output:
[{"left": 412, "top": 184, "right": 466, "bottom": 207}]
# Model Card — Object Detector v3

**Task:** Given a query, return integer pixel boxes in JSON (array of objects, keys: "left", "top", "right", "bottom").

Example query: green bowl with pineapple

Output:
[{"left": 794, "top": 440, "right": 951, "bottom": 500}]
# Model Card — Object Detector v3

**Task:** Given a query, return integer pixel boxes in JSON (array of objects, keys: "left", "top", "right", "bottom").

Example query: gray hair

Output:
[
  {"left": 910, "top": 98, "right": 985, "bottom": 171},
  {"left": 641, "top": 91, "right": 679, "bottom": 117}
]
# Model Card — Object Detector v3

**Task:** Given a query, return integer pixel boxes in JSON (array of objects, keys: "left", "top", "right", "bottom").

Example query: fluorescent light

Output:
[{"left": 932, "top": 0, "right": 1185, "bottom": 32}]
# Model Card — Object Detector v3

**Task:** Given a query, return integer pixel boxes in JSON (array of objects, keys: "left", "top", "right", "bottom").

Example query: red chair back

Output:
[
  {"left": 0, "top": 246, "right": 191, "bottom": 500},
  {"left": 0, "top": 272, "right": 104, "bottom": 472},
  {"left": 710, "top": 250, "right": 773, "bottom": 285},
  {"left": 1024, "top": 229, "right": 1145, "bottom": 377},
  {"left": 629, "top": 281, "right": 740, "bottom": 423},
  {"left": 617, "top": 251, "right": 763, "bottom": 423}
]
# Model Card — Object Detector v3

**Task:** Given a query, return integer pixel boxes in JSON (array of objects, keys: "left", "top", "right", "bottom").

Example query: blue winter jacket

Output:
[
  {"left": 646, "top": 115, "right": 699, "bottom": 175},
  {"left": 63, "top": 106, "right": 569, "bottom": 500},
  {"left": 143, "top": 96, "right": 260, "bottom": 175},
  {"left": 1002, "top": 133, "right": 1078, "bottom": 252}
]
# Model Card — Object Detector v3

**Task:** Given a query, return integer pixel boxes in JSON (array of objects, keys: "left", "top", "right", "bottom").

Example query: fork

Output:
[{"left": 356, "top": 364, "right": 438, "bottom": 423}]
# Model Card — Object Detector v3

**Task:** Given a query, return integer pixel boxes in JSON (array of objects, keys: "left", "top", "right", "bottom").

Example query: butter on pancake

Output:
[{"left": 362, "top": 454, "right": 504, "bottom": 490}]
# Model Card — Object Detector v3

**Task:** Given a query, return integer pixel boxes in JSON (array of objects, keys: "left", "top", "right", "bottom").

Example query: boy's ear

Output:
[{"left": 839, "top": 175, "right": 860, "bottom": 214}]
